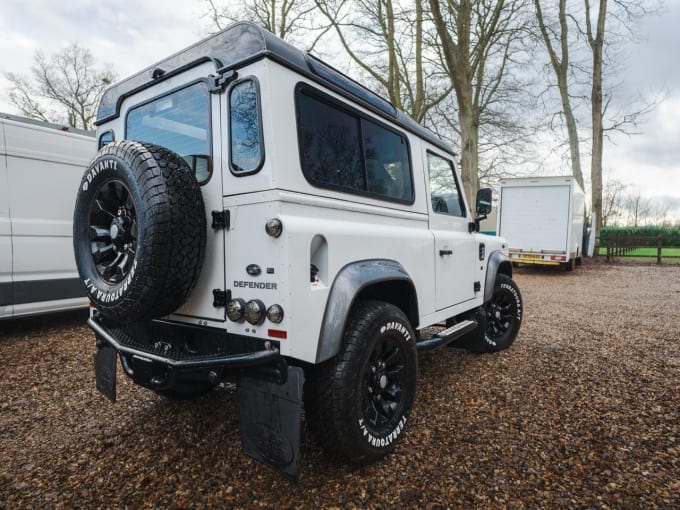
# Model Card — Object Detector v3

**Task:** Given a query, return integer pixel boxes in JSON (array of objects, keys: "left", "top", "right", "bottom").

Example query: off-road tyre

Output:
[
  {"left": 73, "top": 141, "right": 206, "bottom": 323},
  {"left": 462, "top": 274, "right": 522, "bottom": 353},
  {"left": 305, "top": 300, "right": 417, "bottom": 464}
]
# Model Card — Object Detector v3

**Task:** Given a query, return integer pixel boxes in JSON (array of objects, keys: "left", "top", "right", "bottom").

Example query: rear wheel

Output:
[
  {"left": 564, "top": 257, "right": 576, "bottom": 271},
  {"left": 306, "top": 301, "right": 417, "bottom": 464}
]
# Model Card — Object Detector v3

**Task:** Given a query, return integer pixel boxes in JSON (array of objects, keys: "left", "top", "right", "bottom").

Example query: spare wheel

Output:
[{"left": 73, "top": 141, "right": 207, "bottom": 323}]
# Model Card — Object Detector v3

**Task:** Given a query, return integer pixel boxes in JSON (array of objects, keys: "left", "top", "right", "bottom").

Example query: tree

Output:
[
  {"left": 5, "top": 43, "right": 116, "bottom": 130},
  {"left": 533, "top": 0, "right": 662, "bottom": 244},
  {"left": 204, "top": 0, "right": 328, "bottom": 50},
  {"left": 601, "top": 175, "right": 626, "bottom": 226},
  {"left": 533, "top": 0, "right": 585, "bottom": 189},
  {"left": 624, "top": 191, "right": 653, "bottom": 227},
  {"left": 428, "top": 0, "right": 530, "bottom": 206},
  {"left": 313, "top": 0, "right": 451, "bottom": 123}
]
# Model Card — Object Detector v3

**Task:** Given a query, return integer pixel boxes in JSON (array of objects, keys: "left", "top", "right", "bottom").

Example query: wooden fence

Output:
[{"left": 602, "top": 234, "right": 672, "bottom": 263}]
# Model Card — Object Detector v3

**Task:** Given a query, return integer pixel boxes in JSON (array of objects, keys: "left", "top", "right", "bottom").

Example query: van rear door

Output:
[{"left": 0, "top": 120, "right": 12, "bottom": 317}]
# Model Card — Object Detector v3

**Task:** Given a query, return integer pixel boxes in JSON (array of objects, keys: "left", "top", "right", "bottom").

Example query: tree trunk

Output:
[
  {"left": 534, "top": 0, "right": 585, "bottom": 190},
  {"left": 587, "top": 0, "right": 607, "bottom": 244},
  {"left": 458, "top": 98, "right": 480, "bottom": 208}
]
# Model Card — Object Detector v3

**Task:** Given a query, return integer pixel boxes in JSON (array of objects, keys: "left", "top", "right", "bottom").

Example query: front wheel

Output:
[
  {"left": 305, "top": 301, "right": 417, "bottom": 464},
  {"left": 483, "top": 274, "right": 523, "bottom": 352}
]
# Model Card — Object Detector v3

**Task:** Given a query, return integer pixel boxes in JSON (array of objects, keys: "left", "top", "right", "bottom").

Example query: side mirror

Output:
[{"left": 476, "top": 188, "right": 492, "bottom": 215}]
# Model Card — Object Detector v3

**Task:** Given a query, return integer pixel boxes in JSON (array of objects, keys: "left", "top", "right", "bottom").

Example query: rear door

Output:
[
  {"left": 500, "top": 184, "right": 570, "bottom": 252},
  {"left": 0, "top": 121, "right": 12, "bottom": 316},
  {"left": 426, "top": 150, "right": 477, "bottom": 310},
  {"left": 124, "top": 63, "right": 226, "bottom": 322}
]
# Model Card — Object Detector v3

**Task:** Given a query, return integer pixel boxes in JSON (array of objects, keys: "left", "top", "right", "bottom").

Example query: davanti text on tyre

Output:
[{"left": 73, "top": 141, "right": 206, "bottom": 324}]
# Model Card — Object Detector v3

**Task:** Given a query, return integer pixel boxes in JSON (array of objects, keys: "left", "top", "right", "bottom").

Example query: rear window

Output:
[
  {"left": 126, "top": 82, "right": 211, "bottom": 183},
  {"left": 229, "top": 79, "right": 264, "bottom": 175},
  {"left": 296, "top": 86, "right": 413, "bottom": 203}
]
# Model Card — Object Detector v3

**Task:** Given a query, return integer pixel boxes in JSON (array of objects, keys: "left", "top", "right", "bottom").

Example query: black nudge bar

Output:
[{"left": 88, "top": 318, "right": 281, "bottom": 369}]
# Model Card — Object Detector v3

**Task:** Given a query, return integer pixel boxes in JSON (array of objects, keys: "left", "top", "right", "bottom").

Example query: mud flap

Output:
[
  {"left": 237, "top": 366, "right": 304, "bottom": 481},
  {"left": 95, "top": 346, "right": 117, "bottom": 403}
]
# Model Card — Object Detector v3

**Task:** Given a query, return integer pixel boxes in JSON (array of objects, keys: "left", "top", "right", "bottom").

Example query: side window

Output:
[
  {"left": 229, "top": 79, "right": 264, "bottom": 174},
  {"left": 126, "top": 82, "right": 211, "bottom": 183},
  {"left": 98, "top": 130, "right": 114, "bottom": 149},
  {"left": 362, "top": 119, "right": 412, "bottom": 201},
  {"left": 296, "top": 86, "right": 414, "bottom": 203},
  {"left": 428, "top": 152, "right": 466, "bottom": 217},
  {"left": 297, "top": 90, "right": 363, "bottom": 191}
]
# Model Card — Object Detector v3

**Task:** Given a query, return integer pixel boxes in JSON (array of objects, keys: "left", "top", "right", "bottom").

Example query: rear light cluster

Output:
[{"left": 227, "top": 298, "right": 284, "bottom": 325}]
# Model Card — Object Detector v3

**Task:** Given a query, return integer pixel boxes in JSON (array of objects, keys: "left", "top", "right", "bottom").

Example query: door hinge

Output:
[
  {"left": 213, "top": 289, "right": 231, "bottom": 308},
  {"left": 211, "top": 209, "right": 230, "bottom": 230},
  {"left": 208, "top": 69, "right": 238, "bottom": 94},
  {"left": 474, "top": 281, "right": 481, "bottom": 292}
]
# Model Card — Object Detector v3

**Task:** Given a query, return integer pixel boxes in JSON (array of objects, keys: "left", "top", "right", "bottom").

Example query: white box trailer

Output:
[
  {"left": 497, "top": 176, "right": 586, "bottom": 271},
  {"left": 1, "top": 113, "right": 95, "bottom": 319}
]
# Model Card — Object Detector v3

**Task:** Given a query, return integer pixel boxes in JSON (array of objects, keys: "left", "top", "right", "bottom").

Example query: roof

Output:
[
  {"left": 95, "top": 22, "right": 452, "bottom": 153},
  {"left": 1, "top": 112, "right": 94, "bottom": 137}
]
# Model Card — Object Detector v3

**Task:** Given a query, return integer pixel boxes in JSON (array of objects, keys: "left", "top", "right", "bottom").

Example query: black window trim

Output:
[
  {"left": 294, "top": 82, "right": 415, "bottom": 206},
  {"left": 227, "top": 76, "right": 266, "bottom": 177},
  {"left": 426, "top": 149, "right": 468, "bottom": 219},
  {"left": 123, "top": 79, "right": 214, "bottom": 186},
  {"left": 98, "top": 129, "right": 115, "bottom": 149}
]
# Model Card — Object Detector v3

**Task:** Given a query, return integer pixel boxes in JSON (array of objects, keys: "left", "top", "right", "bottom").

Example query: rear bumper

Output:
[
  {"left": 88, "top": 318, "right": 280, "bottom": 369},
  {"left": 88, "top": 317, "right": 283, "bottom": 391}
]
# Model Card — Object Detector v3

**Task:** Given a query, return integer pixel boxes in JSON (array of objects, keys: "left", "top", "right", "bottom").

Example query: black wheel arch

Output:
[
  {"left": 315, "top": 259, "right": 418, "bottom": 363},
  {"left": 484, "top": 250, "right": 512, "bottom": 304}
]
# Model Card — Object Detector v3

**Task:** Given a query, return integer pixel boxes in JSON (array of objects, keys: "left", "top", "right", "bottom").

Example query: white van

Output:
[
  {"left": 497, "top": 176, "right": 586, "bottom": 270},
  {"left": 0, "top": 114, "right": 94, "bottom": 319}
]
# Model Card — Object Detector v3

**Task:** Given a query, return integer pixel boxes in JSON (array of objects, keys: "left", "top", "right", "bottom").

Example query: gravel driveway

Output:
[{"left": 1, "top": 263, "right": 678, "bottom": 509}]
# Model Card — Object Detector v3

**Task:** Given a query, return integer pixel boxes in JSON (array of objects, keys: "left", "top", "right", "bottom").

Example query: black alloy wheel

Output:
[
  {"left": 483, "top": 273, "right": 523, "bottom": 352},
  {"left": 363, "top": 337, "right": 406, "bottom": 430},
  {"left": 73, "top": 141, "right": 206, "bottom": 324},
  {"left": 89, "top": 180, "right": 137, "bottom": 284},
  {"left": 305, "top": 300, "right": 417, "bottom": 464},
  {"left": 486, "top": 286, "right": 516, "bottom": 340}
]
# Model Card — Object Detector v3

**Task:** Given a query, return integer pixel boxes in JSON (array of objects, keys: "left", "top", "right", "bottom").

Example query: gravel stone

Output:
[{"left": 0, "top": 263, "right": 678, "bottom": 508}]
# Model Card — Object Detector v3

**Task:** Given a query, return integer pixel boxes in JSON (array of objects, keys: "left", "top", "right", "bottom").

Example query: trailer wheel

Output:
[
  {"left": 305, "top": 300, "right": 417, "bottom": 464},
  {"left": 73, "top": 141, "right": 206, "bottom": 323}
]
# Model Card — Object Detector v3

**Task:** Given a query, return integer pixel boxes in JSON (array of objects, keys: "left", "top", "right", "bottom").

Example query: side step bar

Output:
[{"left": 416, "top": 320, "right": 477, "bottom": 352}]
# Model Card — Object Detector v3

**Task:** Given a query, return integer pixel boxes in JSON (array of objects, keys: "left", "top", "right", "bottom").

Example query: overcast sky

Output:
[{"left": 1, "top": 0, "right": 679, "bottom": 218}]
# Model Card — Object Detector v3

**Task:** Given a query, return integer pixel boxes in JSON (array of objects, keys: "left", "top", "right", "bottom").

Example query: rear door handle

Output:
[{"left": 439, "top": 249, "right": 453, "bottom": 256}]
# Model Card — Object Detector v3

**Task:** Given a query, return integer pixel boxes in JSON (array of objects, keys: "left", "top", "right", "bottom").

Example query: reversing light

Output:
[
  {"left": 244, "top": 299, "right": 266, "bottom": 325},
  {"left": 226, "top": 298, "right": 246, "bottom": 322},
  {"left": 265, "top": 218, "right": 283, "bottom": 237},
  {"left": 266, "top": 304, "right": 284, "bottom": 323}
]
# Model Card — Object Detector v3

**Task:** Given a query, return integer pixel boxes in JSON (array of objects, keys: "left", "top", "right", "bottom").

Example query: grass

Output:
[{"left": 597, "top": 247, "right": 680, "bottom": 258}]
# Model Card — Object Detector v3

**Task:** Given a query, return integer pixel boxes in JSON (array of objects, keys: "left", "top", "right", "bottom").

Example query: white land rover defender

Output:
[{"left": 73, "top": 22, "right": 523, "bottom": 479}]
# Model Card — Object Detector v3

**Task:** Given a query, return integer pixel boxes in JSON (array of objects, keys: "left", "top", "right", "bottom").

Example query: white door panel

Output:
[
  {"left": 426, "top": 150, "right": 477, "bottom": 310},
  {"left": 0, "top": 122, "right": 12, "bottom": 315},
  {"left": 4, "top": 122, "right": 93, "bottom": 287}
]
